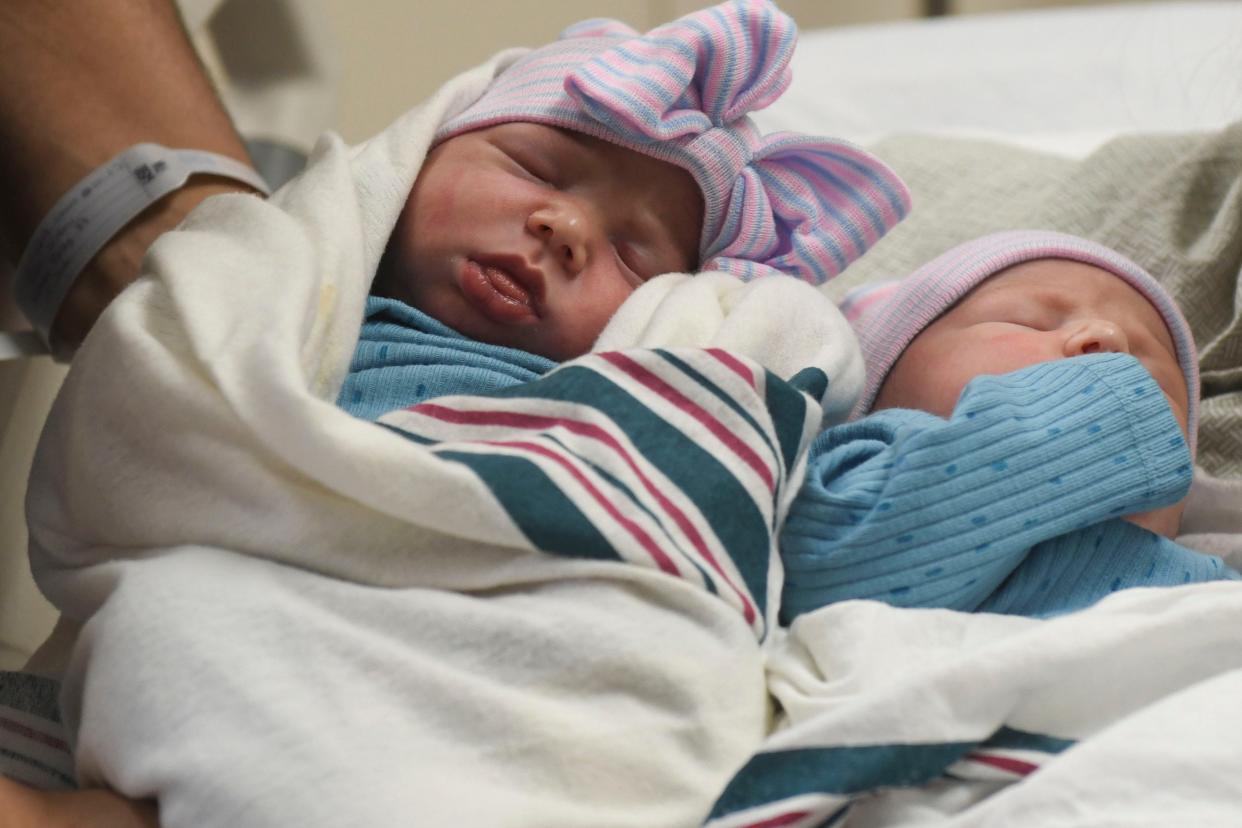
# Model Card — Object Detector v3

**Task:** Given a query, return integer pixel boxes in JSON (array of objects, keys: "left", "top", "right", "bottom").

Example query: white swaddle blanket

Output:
[{"left": 24, "top": 51, "right": 860, "bottom": 827}]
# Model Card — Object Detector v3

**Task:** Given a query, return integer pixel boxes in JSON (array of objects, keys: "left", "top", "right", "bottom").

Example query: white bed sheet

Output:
[{"left": 756, "top": 1, "right": 1242, "bottom": 158}]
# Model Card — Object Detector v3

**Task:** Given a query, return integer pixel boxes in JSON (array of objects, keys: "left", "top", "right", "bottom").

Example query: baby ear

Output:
[{"left": 560, "top": 18, "right": 639, "bottom": 40}]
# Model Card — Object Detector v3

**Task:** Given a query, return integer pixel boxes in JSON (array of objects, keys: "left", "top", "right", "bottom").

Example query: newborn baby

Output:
[{"left": 780, "top": 230, "right": 1237, "bottom": 621}]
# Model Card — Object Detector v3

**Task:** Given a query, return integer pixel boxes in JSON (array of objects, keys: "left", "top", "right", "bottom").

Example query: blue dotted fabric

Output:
[
  {"left": 779, "top": 353, "right": 1230, "bottom": 623},
  {"left": 980, "top": 518, "right": 1239, "bottom": 617},
  {"left": 337, "top": 296, "right": 555, "bottom": 421}
]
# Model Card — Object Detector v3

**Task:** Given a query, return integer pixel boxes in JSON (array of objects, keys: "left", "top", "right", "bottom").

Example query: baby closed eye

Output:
[
  {"left": 618, "top": 237, "right": 685, "bottom": 283},
  {"left": 493, "top": 138, "right": 556, "bottom": 185},
  {"left": 612, "top": 241, "right": 649, "bottom": 285}
]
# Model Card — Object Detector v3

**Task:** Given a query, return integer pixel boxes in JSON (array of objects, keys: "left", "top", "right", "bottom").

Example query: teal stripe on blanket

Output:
[
  {"left": 479, "top": 361, "right": 776, "bottom": 609},
  {"left": 654, "top": 350, "right": 779, "bottom": 465},
  {"left": 769, "top": 367, "right": 827, "bottom": 475},
  {"left": 708, "top": 725, "right": 1075, "bottom": 821},
  {"left": 983, "top": 725, "right": 1075, "bottom": 755},
  {"left": 379, "top": 347, "right": 828, "bottom": 629},
  {"left": 435, "top": 450, "right": 621, "bottom": 563},
  {"left": 708, "top": 741, "right": 974, "bottom": 820},
  {"left": 545, "top": 433, "right": 720, "bottom": 596}
]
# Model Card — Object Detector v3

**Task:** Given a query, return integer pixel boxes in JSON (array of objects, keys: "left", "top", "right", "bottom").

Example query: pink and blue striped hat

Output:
[
  {"left": 843, "top": 230, "right": 1201, "bottom": 452},
  {"left": 437, "top": 0, "right": 910, "bottom": 285}
]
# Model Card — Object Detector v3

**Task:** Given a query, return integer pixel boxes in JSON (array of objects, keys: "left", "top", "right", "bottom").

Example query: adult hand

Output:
[
  {"left": 0, "top": 777, "right": 158, "bottom": 828},
  {"left": 0, "top": 0, "right": 263, "bottom": 354}
]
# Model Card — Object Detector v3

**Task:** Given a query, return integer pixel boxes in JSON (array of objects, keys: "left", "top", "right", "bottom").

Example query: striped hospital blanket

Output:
[
  {"left": 379, "top": 348, "right": 829, "bottom": 639},
  {"left": 0, "top": 672, "right": 73, "bottom": 791}
]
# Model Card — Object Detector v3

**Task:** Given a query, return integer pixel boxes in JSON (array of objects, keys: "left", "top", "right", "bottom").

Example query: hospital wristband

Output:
[{"left": 14, "top": 143, "right": 271, "bottom": 352}]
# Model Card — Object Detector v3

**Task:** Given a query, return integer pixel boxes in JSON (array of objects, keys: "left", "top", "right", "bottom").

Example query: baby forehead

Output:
[
  {"left": 964, "top": 256, "right": 1179, "bottom": 339},
  {"left": 966, "top": 258, "right": 1154, "bottom": 311},
  {"left": 495, "top": 123, "right": 685, "bottom": 175},
  {"left": 977, "top": 257, "right": 1126, "bottom": 292}
]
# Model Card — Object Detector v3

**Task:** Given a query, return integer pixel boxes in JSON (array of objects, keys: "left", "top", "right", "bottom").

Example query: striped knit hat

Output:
[
  {"left": 436, "top": 0, "right": 910, "bottom": 285},
  {"left": 845, "top": 231, "right": 1200, "bottom": 451}
]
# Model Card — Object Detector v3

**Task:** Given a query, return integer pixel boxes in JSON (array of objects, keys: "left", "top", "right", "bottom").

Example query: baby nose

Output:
[
  {"left": 1064, "top": 319, "right": 1130, "bottom": 356},
  {"left": 527, "top": 204, "right": 592, "bottom": 277}
]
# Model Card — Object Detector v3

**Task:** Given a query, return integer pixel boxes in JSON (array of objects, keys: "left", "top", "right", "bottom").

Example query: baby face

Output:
[
  {"left": 873, "top": 258, "right": 1190, "bottom": 537},
  {"left": 873, "top": 258, "right": 1188, "bottom": 433},
  {"left": 375, "top": 123, "right": 703, "bottom": 361}
]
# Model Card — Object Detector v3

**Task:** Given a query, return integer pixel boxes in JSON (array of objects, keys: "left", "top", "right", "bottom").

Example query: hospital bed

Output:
[{"left": 2, "top": 0, "right": 1242, "bottom": 818}]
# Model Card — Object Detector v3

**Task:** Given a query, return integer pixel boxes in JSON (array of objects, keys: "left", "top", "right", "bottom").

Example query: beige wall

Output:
[
  {"left": 0, "top": 359, "right": 65, "bottom": 669},
  {"left": 953, "top": 0, "right": 1138, "bottom": 12},
  {"left": 320, "top": 0, "right": 924, "bottom": 142},
  {"left": 322, "top": 1, "right": 652, "bottom": 143},
  {"left": 668, "top": 0, "right": 922, "bottom": 25},
  {"left": 318, "top": 0, "right": 1151, "bottom": 143}
]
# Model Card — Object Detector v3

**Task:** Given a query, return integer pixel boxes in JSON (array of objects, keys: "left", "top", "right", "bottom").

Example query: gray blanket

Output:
[{"left": 834, "top": 123, "right": 1242, "bottom": 479}]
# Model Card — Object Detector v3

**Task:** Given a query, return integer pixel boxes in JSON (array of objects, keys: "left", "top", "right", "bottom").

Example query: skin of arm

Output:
[
  {"left": 0, "top": 0, "right": 263, "bottom": 352},
  {"left": 0, "top": 777, "right": 158, "bottom": 828}
]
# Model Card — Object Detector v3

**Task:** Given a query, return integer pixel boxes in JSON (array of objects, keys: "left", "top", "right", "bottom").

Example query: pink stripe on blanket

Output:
[
  {"left": 0, "top": 714, "right": 69, "bottom": 752},
  {"left": 707, "top": 347, "right": 758, "bottom": 388},
  {"left": 412, "top": 403, "right": 758, "bottom": 624},
  {"left": 964, "top": 751, "right": 1039, "bottom": 776},
  {"left": 491, "top": 438, "right": 682, "bottom": 577},
  {"left": 600, "top": 351, "right": 775, "bottom": 492}
]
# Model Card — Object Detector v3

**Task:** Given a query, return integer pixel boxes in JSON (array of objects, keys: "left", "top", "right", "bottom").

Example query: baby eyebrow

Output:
[
  {"left": 965, "top": 288, "right": 1058, "bottom": 318},
  {"left": 1018, "top": 286, "right": 1076, "bottom": 314},
  {"left": 500, "top": 127, "right": 584, "bottom": 171},
  {"left": 549, "top": 127, "right": 597, "bottom": 159},
  {"left": 996, "top": 291, "right": 1079, "bottom": 326}
]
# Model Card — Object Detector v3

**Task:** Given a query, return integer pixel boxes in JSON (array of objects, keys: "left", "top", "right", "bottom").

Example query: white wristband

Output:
[{"left": 14, "top": 143, "right": 271, "bottom": 351}]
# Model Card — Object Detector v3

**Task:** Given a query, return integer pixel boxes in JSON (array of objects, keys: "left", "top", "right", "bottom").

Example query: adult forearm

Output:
[
  {"left": 0, "top": 776, "right": 158, "bottom": 828},
  {"left": 0, "top": 0, "right": 260, "bottom": 350}
]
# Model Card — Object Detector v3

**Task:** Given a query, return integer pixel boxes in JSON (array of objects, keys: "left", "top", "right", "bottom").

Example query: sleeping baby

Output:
[
  {"left": 333, "top": 0, "right": 906, "bottom": 421},
  {"left": 781, "top": 230, "right": 1239, "bottom": 622}
]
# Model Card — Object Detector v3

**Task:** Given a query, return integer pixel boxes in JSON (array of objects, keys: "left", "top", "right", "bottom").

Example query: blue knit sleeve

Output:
[
  {"left": 780, "top": 353, "right": 1193, "bottom": 622},
  {"left": 978, "top": 519, "right": 1241, "bottom": 617},
  {"left": 338, "top": 296, "right": 554, "bottom": 420}
]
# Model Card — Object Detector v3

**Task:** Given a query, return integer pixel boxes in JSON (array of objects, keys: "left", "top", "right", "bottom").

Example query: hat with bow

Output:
[{"left": 436, "top": 0, "right": 910, "bottom": 284}]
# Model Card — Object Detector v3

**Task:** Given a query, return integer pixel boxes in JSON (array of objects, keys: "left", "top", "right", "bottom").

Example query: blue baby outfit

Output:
[
  {"left": 780, "top": 352, "right": 1238, "bottom": 623},
  {"left": 338, "top": 296, "right": 555, "bottom": 420},
  {"left": 337, "top": 302, "right": 1236, "bottom": 623}
]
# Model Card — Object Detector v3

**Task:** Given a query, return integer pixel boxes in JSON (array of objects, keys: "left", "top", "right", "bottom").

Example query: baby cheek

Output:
[
  {"left": 413, "top": 186, "right": 462, "bottom": 236},
  {"left": 408, "top": 166, "right": 477, "bottom": 237},
  {"left": 975, "top": 329, "right": 1058, "bottom": 374},
  {"left": 557, "top": 282, "right": 635, "bottom": 360}
]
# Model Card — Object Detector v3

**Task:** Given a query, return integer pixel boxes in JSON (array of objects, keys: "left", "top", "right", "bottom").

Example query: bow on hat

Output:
[
  {"left": 562, "top": 0, "right": 911, "bottom": 284},
  {"left": 436, "top": 0, "right": 910, "bottom": 285}
]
